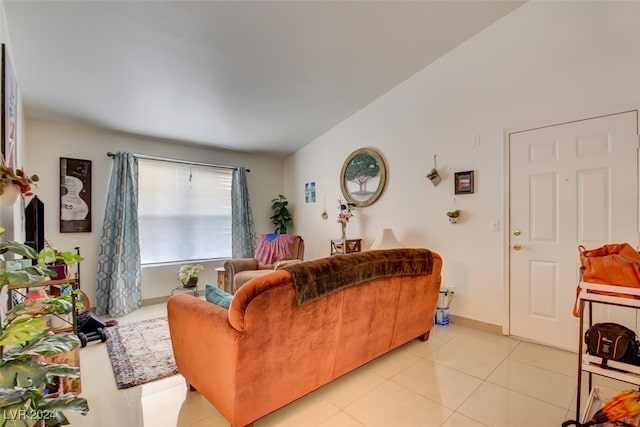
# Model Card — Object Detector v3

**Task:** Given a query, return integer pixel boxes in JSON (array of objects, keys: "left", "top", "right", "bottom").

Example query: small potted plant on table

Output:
[{"left": 178, "top": 264, "right": 204, "bottom": 288}]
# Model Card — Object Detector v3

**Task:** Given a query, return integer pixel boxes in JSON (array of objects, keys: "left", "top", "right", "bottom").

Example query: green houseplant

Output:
[
  {"left": 0, "top": 164, "right": 39, "bottom": 197},
  {"left": 446, "top": 209, "right": 461, "bottom": 224},
  {"left": 426, "top": 168, "right": 441, "bottom": 187},
  {"left": 0, "top": 227, "right": 88, "bottom": 426},
  {"left": 178, "top": 264, "right": 204, "bottom": 288},
  {"left": 270, "top": 194, "right": 292, "bottom": 234},
  {"left": 0, "top": 162, "right": 39, "bottom": 207},
  {"left": 37, "top": 244, "right": 85, "bottom": 281},
  {"left": 426, "top": 154, "right": 441, "bottom": 187}
]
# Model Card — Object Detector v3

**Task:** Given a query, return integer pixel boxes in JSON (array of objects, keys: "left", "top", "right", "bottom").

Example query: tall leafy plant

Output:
[
  {"left": 0, "top": 227, "right": 88, "bottom": 426},
  {"left": 270, "top": 194, "right": 292, "bottom": 234}
]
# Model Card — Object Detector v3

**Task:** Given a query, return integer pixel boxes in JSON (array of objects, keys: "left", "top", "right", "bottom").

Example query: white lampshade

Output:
[{"left": 370, "top": 228, "right": 401, "bottom": 250}]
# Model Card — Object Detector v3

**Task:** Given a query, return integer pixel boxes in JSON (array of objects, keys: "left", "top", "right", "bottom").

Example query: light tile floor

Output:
[{"left": 66, "top": 304, "right": 630, "bottom": 427}]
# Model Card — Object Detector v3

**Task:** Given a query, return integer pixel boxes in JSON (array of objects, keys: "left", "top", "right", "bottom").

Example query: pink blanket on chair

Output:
[{"left": 255, "top": 234, "right": 298, "bottom": 265}]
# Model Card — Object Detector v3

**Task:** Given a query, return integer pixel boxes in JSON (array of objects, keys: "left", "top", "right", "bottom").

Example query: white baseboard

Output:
[
  {"left": 142, "top": 291, "right": 202, "bottom": 307},
  {"left": 449, "top": 314, "right": 502, "bottom": 335}
]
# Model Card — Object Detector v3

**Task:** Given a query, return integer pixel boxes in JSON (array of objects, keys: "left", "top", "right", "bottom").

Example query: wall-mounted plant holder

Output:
[
  {"left": 321, "top": 197, "right": 328, "bottom": 220},
  {"left": 427, "top": 170, "right": 441, "bottom": 187},
  {"left": 427, "top": 154, "right": 441, "bottom": 187},
  {"left": 447, "top": 209, "right": 460, "bottom": 224}
]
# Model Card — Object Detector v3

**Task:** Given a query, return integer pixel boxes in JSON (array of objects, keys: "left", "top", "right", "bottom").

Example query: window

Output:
[{"left": 137, "top": 159, "right": 232, "bottom": 265}]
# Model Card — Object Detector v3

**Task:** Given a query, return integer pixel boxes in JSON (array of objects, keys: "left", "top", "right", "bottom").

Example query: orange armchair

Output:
[{"left": 224, "top": 234, "right": 304, "bottom": 294}]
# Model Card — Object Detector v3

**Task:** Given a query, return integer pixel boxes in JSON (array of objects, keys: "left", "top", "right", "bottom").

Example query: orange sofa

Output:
[{"left": 167, "top": 248, "right": 442, "bottom": 427}]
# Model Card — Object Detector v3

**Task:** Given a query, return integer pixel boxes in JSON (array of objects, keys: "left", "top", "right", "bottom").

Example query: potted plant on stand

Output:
[
  {"left": 37, "top": 243, "right": 85, "bottom": 331},
  {"left": 178, "top": 264, "right": 204, "bottom": 288},
  {"left": 0, "top": 227, "right": 89, "bottom": 426},
  {"left": 270, "top": 194, "right": 292, "bottom": 234},
  {"left": 37, "top": 241, "right": 85, "bottom": 281}
]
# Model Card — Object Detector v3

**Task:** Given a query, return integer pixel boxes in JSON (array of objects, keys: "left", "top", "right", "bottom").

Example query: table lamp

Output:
[{"left": 370, "top": 228, "right": 401, "bottom": 249}]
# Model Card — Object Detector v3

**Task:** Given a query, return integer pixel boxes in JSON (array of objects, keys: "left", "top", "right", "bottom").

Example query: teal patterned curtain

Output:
[
  {"left": 96, "top": 152, "right": 141, "bottom": 317},
  {"left": 231, "top": 167, "right": 256, "bottom": 258}
]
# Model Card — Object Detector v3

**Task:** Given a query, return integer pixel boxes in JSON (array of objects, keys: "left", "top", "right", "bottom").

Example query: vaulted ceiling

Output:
[{"left": 4, "top": 1, "right": 523, "bottom": 157}]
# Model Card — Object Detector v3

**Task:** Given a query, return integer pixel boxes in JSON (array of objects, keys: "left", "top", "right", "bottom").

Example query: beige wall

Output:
[
  {"left": 24, "top": 119, "right": 284, "bottom": 309},
  {"left": 284, "top": 2, "right": 640, "bottom": 326},
  {"left": 0, "top": 1, "right": 26, "bottom": 242}
]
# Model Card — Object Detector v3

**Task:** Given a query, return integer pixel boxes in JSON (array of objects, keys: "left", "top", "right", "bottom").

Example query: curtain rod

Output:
[{"left": 106, "top": 152, "right": 250, "bottom": 172}]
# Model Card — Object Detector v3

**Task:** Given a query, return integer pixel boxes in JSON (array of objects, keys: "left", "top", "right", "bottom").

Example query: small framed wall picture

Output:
[
  {"left": 305, "top": 181, "right": 316, "bottom": 203},
  {"left": 454, "top": 170, "right": 475, "bottom": 195}
]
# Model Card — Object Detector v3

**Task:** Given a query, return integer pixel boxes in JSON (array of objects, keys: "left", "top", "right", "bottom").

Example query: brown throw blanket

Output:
[{"left": 283, "top": 248, "right": 434, "bottom": 306}]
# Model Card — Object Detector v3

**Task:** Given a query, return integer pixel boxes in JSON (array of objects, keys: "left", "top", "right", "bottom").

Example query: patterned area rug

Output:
[{"left": 105, "top": 316, "right": 178, "bottom": 389}]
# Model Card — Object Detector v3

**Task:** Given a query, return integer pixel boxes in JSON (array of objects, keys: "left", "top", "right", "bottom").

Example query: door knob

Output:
[
  {"left": 513, "top": 229, "right": 521, "bottom": 236},
  {"left": 513, "top": 243, "right": 522, "bottom": 251}
]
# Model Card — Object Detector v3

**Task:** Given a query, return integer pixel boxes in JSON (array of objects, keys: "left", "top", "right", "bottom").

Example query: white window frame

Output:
[{"left": 137, "top": 158, "right": 233, "bottom": 265}]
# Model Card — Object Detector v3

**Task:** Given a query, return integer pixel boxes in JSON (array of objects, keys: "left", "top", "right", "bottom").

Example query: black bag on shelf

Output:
[{"left": 585, "top": 322, "right": 640, "bottom": 366}]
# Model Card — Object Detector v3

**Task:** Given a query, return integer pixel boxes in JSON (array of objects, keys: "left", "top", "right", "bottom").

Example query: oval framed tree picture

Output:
[{"left": 340, "top": 148, "right": 387, "bottom": 207}]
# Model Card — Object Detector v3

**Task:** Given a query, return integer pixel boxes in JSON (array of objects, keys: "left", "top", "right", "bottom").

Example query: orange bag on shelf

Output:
[
  {"left": 580, "top": 243, "right": 640, "bottom": 287},
  {"left": 573, "top": 243, "right": 640, "bottom": 317}
]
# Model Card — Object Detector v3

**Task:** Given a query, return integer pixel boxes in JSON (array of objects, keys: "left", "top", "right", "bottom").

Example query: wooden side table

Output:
[
  {"left": 215, "top": 267, "right": 227, "bottom": 292},
  {"left": 330, "top": 239, "right": 362, "bottom": 256}
]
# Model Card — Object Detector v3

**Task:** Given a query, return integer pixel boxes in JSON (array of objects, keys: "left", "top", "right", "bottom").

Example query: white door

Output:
[{"left": 509, "top": 111, "right": 639, "bottom": 351}]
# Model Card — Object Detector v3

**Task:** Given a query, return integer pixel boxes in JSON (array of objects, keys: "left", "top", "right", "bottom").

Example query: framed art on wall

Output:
[
  {"left": 340, "top": 148, "right": 387, "bottom": 207},
  {"left": 454, "top": 170, "right": 475, "bottom": 194},
  {"left": 305, "top": 181, "right": 316, "bottom": 203},
  {"left": 2, "top": 44, "right": 17, "bottom": 168},
  {"left": 60, "top": 157, "right": 92, "bottom": 233}
]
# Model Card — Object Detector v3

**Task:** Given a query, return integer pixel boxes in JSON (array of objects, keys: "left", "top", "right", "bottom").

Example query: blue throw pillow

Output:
[{"left": 205, "top": 284, "right": 232, "bottom": 309}]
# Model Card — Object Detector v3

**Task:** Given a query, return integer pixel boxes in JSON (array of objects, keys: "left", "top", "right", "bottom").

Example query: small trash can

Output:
[{"left": 435, "top": 289, "right": 453, "bottom": 326}]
